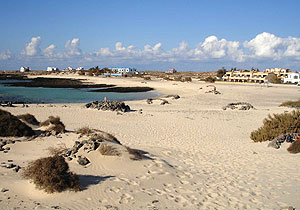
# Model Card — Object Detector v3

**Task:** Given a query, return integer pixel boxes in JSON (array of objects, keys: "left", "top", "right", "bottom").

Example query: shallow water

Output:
[{"left": 0, "top": 80, "right": 159, "bottom": 103}]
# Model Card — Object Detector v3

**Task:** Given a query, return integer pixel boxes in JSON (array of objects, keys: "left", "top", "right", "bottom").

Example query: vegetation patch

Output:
[
  {"left": 98, "top": 143, "right": 121, "bottom": 156},
  {"left": 287, "top": 140, "right": 300, "bottom": 154},
  {"left": 250, "top": 110, "right": 300, "bottom": 142},
  {"left": 40, "top": 116, "right": 65, "bottom": 133},
  {"left": 204, "top": 76, "right": 216, "bottom": 83},
  {"left": 89, "top": 131, "right": 121, "bottom": 145},
  {"left": 23, "top": 155, "right": 81, "bottom": 193},
  {"left": 0, "top": 109, "right": 35, "bottom": 137},
  {"left": 280, "top": 99, "right": 300, "bottom": 108},
  {"left": 126, "top": 146, "right": 143, "bottom": 160},
  {"left": 76, "top": 126, "right": 93, "bottom": 136},
  {"left": 17, "top": 113, "right": 40, "bottom": 126}
]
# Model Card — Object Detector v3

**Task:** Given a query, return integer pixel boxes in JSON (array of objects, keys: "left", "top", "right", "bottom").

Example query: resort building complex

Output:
[{"left": 222, "top": 68, "right": 293, "bottom": 83}]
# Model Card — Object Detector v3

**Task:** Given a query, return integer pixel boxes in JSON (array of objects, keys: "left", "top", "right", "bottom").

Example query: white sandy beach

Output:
[{"left": 0, "top": 75, "right": 299, "bottom": 210}]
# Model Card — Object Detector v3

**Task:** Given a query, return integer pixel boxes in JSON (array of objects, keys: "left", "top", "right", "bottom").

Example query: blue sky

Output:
[{"left": 1, "top": 0, "right": 300, "bottom": 71}]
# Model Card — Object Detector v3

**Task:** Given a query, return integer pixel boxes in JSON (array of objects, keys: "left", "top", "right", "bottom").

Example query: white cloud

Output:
[
  {"left": 243, "top": 32, "right": 300, "bottom": 61},
  {"left": 65, "top": 38, "right": 81, "bottom": 56},
  {"left": 192, "top": 36, "right": 245, "bottom": 62},
  {"left": 24, "top": 36, "right": 42, "bottom": 56},
  {"left": 3, "top": 33, "right": 300, "bottom": 70},
  {"left": 43, "top": 44, "right": 56, "bottom": 57},
  {"left": 0, "top": 50, "right": 11, "bottom": 60}
]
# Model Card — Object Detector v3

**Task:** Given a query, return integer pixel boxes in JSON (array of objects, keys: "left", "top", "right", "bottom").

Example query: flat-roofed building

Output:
[
  {"left": 108, "top": 67, "right": 137, "bottom": 76},
  {"left": 20, "top": 66, "right": 30, "bottom": 72},
  {"left": 222, "top": 68, "right": 291, "bottom": 83},
  {"left": 283, "top": 72, "right": 300, "bottom": 84}
]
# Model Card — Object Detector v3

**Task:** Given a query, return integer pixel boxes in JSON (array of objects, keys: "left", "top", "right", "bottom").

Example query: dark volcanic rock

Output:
[
  {"left": 4, "top": 77, "right": 114, "bottom": 89},
  {"left": 222, "top": 102, "right": 255, "bottom": 110},
  {"left": 85, "top": 101, "right": 130, "bottom": 112},
  {"left": 77, "top": 156, "right": 90, "bottom": 166},
  {"left": 89, "top": 86, "right": 154, "bottom": 93}
]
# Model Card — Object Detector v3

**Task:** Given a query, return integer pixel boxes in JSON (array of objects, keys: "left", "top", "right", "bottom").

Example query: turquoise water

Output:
[{"left": 0, "top": 81, "right": 159, "bottom": 103}]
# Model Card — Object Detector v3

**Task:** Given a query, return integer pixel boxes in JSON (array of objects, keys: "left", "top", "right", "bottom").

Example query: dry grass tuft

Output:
[
  {"left": 287, "top": 140, "right": 300, "bottom": 154},
  {"left": 90, "top": 131, "right": 121, "bottom": 145},
  {"left": 126, "top": 146, "right": 143, "bottom": 160},
  {"left": 250, "top": 110, "right": 300, "bottom": 142},
  {"left": 280, "top": 99, "right": 300, "bottom": 108},
  {"left": 0, "top": 109, "right": 35, "bottom": 137},
  {"left": 40, "top": 116, "right": 65, "bottom": 133},
  {"left": 23, "top": 155, "right": 81, "bottom": 193},
  {"left": 47, "top": 144, "right": 68, "bottom": 156},
  {"left": 76, "top": 126, "right": 93, "bottom": 136},
  {"left": 98, "top": 143, "right": 121, "bottom": 156},
  {"left": 17, "top": 113, "right": 40, "bottom": 126}
]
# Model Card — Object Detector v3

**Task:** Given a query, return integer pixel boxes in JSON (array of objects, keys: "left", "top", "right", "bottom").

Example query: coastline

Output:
[{"left": 0, "top": 75, "right": 299, "bottom": 209}]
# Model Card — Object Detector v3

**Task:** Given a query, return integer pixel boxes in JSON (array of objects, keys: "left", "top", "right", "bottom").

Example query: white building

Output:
[
  {"left": 47, "top": 67, "right": 59, "bottom": 72},
  {"left": 166, "top": 68, "right": 177, "bottom": 74},
  {"left": 76, "top": 67, "right": 84, "bottom": 70},
  {"left": 65, "top": 67, "right": 74, "bottom": 71},
  {"left": 108, "top": 67, "right": 137, "bottom": 76},
  {"left": 20, "top": 67, "right": 30, "bottom": 72},
  {"left": 283, "top": 72, "right": 300, "bottom": 84}
]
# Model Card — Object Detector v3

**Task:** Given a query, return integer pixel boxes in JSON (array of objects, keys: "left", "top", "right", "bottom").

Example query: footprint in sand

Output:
[{"left": 119, "top": 193, "right": 134, "bottom": 204}]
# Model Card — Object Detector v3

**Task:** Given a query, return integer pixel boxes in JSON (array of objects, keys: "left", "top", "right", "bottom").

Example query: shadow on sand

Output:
[{"left": 79, "top": 175, "right": 115, "bottom": 190}]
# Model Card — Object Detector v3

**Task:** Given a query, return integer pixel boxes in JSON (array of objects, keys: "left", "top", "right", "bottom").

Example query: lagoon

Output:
[{"left": 0, "top": 80, "right": 159, "bottom": 103}]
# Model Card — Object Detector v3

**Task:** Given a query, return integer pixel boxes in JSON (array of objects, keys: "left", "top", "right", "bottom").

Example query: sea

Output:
[{"left": 0, "top": 80, "right": 159, "bottom": 104}]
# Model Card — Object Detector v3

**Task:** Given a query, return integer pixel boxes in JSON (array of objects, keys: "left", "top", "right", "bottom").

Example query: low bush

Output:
[
  {"left": 17, "top": 113, "right": 39, "bottom": 126},
  {"left": 182, "top": 77, "right": 192, "bottom": 82},
  {"left": 23, "top": 155, "right": 81, "bottom": 193},
  {"left": 40, "top": 116, "right": 65, "bottom": 133},
  {"left": 250, "top": 110, "right": 300, "bottom": 142},
  {"left": 280, "top": 99, "right": 300, "bottom": 108},
  {"left": 76, "top": 126, "right": 93, "bottom": 136},
  {"left": 173, "top": 76, "right": 182, "bottom": 82},
  {"left": 48, "top": 144, "right": 68, "bottom": 156},
  {"left": 204, "top": 76, "right": 216, "bottom": 83},
  {"left": 287, "top": 140, "right": 300, "bottom": 154},
  {"left": 0, "top": 109, "right": 35, "bottom": 137},
  {"left": 143, "top": 76, "right": 151, "bottom": 80}
]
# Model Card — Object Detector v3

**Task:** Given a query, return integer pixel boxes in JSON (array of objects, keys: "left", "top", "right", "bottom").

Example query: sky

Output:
[{"left": 0, "top": 0, "right": 300, "bottom": 71}]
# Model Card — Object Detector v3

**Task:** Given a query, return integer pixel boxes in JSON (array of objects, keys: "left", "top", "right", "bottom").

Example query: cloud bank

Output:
[{"left": 1, "top": 32, "right": 300, "bottom": 70}]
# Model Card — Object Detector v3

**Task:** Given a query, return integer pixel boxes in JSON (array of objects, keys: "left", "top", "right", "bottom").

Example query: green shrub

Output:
[
  {"left": 23, "top": 155, "right": 81, "bottom": 193},
  {"left": 250, "top": 110, "right": 300, "bottom": 142},
  {"left": 280, "top": 99, "right": 300, "bottom": 108},
  {"left": 0, "top": 109, "right": 35, "bottom": 137},
  {"left": 17, "top": 113, "right": 40, "bottom": 126}
]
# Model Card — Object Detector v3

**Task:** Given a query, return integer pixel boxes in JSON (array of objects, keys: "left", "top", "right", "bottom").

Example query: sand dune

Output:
[{"left": 0, "top": 76, "right": 299, "bottom": 209}]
